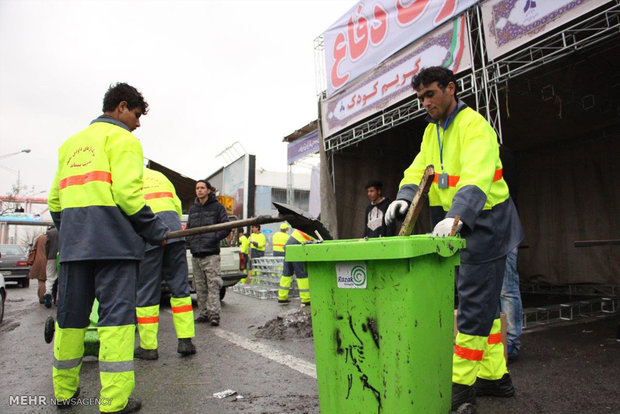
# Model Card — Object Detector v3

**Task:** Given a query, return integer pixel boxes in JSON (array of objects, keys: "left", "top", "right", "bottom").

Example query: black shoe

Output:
[
  {"left": 300, "top": 301, "right": 311, "bottom": 308},
  {"left": 474, "top": 373, "right": 515, "bottom": 397},
  {"left": 56, "top": 387, "right": 80, "bottom": 409},
  {"left": 134, "top": 346, "right": 158, "bottom": 360},
  {"left": 278, "top": 299, "right": 290, "bottom": 305},
  {"left": 102, "top": 397, "right": 142, "bottom": 413},
  {"left": 177, "top": 338, "right": 196, "bottom": 356},
  {"left": 451, "top": 382, "right": 476, "bottom": 411},
  {"left": 44, "top": 293, "right": 52, "bottom": 308},
  {"left": 210, "top": 316, "right": 220, "bottom": 326},
  {"left": 195, "top": 316, "right": 209, "bottom": 323}
]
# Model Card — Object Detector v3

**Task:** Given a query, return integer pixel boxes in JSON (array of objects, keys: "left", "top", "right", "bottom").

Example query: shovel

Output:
[{"left": 166, "top": 202, "right": 332, "bottom": 240}]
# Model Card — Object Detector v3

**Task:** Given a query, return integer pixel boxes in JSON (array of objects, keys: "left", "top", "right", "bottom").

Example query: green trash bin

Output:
[{"left": 286, "top": 235, "right": 465, "bottom": 414}]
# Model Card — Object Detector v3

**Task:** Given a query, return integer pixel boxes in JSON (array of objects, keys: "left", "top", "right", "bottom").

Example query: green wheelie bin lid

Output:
[{"left": 286, "top": 235, "right": 465, "bottom": 414}]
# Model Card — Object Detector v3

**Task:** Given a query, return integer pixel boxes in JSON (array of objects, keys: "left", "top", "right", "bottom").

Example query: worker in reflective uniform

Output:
[
  {"left": 238, "top": 230, "right": 250, "bottom": 284},
  {"left": 277, "top": 229, "right": 314, "bottom": 307},
  {"left": 134, "top": 167, "right": 196, "bottom": 361},
  {"left": 48, "top": 83, "right": 169, "bottom": 414},
  {"left": 248, "top": 224, "right": 266, "bottom": 280},
  {"left": 272, "top": 222, "right": 291, "bottom": 257},
  {"left": 385, "top": 67, "right": 523, "bottom": 411}
]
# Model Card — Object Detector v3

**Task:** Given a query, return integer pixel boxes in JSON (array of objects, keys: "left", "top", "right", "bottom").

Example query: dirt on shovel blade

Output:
[{"left": 255, "top": 309, "right": 313, "bottom": 340}]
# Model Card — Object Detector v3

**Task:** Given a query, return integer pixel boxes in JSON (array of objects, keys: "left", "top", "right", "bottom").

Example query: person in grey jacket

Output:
[{"left": 186, "top": 180, "right": 229, "bottom": 326}]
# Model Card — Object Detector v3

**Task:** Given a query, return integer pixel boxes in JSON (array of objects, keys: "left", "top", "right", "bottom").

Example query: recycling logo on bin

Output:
[{"left": 335, "top": 262, "right": 367, "bottom": 289}]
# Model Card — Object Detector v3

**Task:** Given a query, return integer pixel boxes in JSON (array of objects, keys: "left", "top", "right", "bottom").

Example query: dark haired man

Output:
[
  {"left": 385, "top": 67, "right": 523, "bottom": 411},
  {"left": 187, "top": 179, "right": 229, "bottom": 326},
  {"left": 363, "top": 180, "right": 395, "bottom": 238},
  {"left": 48, "top": 82, "right": 169, "bottom": 413}
]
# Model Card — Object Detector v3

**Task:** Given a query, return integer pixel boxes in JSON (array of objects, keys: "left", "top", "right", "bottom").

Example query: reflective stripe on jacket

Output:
[
  {"left": 143, "top": 167, "right": 184, "bottom": 249},
  {"left": 396, "top": 102, "right": 523, "bottom": 264},
  {"left": 291, "top": 229, "right": 314, "bottom": 244},
  {"left": 272, "top": 231, "right": 290, "bottom": 253},
  {"left": 398, "top": 103, "right": 510, "bottom": 214},
  {"left": 48, "top": 116, "right": 168, "bottom": 262}
]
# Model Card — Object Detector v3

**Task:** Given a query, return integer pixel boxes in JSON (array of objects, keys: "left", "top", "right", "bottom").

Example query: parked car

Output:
[
  {"left": 0, "top": 270, "right": 6, "bottom": 323},
  {"left": 161, "top": 215, "right": 245, "bottom": 301},
  {"left": 0, "top": 244, "right": 30, "bottom": 287}
]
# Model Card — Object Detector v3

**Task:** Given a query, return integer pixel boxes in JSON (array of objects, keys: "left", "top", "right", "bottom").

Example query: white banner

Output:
[
  {"left": 482, "top": 0, "right": 610, "bottom": 60},
  {"left": 321, "top": 15, "right": 471, "bottom": 138},
  {"left": 323, "top": 0, "right": 479, "bottom": 97}
]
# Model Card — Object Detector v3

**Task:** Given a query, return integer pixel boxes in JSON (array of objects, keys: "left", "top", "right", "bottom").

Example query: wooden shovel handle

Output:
[{"left": 398, "top": 165, "right": 435, "bottom": 237}]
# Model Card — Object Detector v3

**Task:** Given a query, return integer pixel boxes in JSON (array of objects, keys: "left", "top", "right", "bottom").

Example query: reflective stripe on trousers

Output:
[
  {"left": 453, "top": 318, "right": 508, "bottom": 385},
  {"left": 136, "top": 304, "right": 159, "bottom": 350},
  {"left": 278, "top": 275, "right": 293, "bottom": 301},
  {"left": 171, "top": 296, "right": 195, "bottom": 339},
  {"left": 297, "top": 277, "right": 310, "bottom": 304},
  {"left": 98, "top": 325, "right": 136, "bottom": 413},
  {"left": 53, "top": 325, "right": 86, "bottom": 400}
]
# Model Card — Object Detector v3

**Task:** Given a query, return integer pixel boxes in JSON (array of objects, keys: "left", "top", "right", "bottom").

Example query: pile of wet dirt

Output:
[{"left": 255, "top": 309, "right": 313, "bottom": 340}]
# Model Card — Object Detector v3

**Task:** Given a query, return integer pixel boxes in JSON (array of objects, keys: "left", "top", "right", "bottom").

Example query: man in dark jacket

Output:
[
  {"left": 363, "top": 181, "right": 395, "bottom": 238},
  {"left": 187, "top": 180, "right": 229, "bottom": 326}
]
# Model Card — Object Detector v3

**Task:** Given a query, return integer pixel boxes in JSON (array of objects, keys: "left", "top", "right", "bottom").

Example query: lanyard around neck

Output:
[{"left": 436, "top": 123, "right": 445, "bottom": 172}]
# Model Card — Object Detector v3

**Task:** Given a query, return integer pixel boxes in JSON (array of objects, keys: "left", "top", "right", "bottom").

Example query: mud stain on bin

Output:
[{"left": 344, "top": 314, "right": 382, "bottom": 414}]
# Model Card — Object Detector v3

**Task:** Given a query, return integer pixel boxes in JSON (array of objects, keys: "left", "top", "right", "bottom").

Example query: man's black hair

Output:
[
  {"left": 411, "top": 66, "right": 459, "bottom": 99},
  {"left": 196, "top": 179, "right": 212, "bottom": 190},
  {"left": 365, "top": 180, "right": 383, "bottom": 191},
  {"left": 102, "top": 82, "right": 149, "bottom": 114}
]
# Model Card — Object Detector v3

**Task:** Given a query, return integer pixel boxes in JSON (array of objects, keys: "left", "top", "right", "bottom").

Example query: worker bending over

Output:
[{"left": 385, "top": 67, "right": 523, "bottom": 411}]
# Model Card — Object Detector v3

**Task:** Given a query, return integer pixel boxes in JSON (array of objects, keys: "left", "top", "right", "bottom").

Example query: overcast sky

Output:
[{"left": 0, "top": 0, "right": 353, "bottom": 198}]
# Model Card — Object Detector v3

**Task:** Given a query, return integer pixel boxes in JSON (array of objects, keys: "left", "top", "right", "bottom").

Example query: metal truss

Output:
[
  {"left": 523, "top": 296, "right": 619, "bottom": 330},
  {"left": 320, "top": 1, "right": 620, "bottom": 153}
]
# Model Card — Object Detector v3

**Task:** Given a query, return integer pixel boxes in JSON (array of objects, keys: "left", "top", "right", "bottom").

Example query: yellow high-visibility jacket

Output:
[
  {"left": 396, "top": 102, "right": 523, "bottom": 263},
  {"left": 272, "top": 231, "right": 290, "bottom": 253},
  {"left": 143, "top": 167, "right": 184, "bottom": 248},
  {"left": 48, "top": 116, "right": 168, "bottom": 262}
]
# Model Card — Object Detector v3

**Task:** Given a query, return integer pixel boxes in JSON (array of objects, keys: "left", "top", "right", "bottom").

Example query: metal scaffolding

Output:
[{"left": 318, "top": 1, "right": 620, "bottom": 154}]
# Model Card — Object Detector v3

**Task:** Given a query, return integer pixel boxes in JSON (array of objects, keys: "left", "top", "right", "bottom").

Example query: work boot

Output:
[
  {"left": 177, "top": 338, "right": 196, "bottom": 356},
  {"left": 134, "top": 346, "right": 158, "bottom": 360},
  {"left": 210, "top": 315, "right": 220, "bottom": 326},
  {"left": 451, "top": 382, "right": 476, "bottom": 411},
  {"left": 44, "top": 293, "right": 52, "bottom": 308},
  {"left": 278, "top": 299, "right": 290, "bottom": 305},
  {"left": 474, "top": 373, "right": 515, "bottom": 397},
  {"left": 102, "top": 397, "right": 142, "bottom": 413},
  {"left": 300, "top": 301, "right": 311, "bottom": 308},
  {"left": 195, "top": 315, "right": 209, "bottom": 323},
  {"left": 56, "top": 387, "right": 80, "bottom": 409}
]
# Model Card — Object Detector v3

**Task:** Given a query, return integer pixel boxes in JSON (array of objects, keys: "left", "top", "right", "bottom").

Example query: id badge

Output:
[{"left": 438, "top": 173, "right": 449, "bottom": 189}]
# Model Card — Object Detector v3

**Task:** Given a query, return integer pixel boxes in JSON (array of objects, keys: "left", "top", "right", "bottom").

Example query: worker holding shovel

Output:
[{"left": 386, "top": 67, "right": 523, "bottom": 411}]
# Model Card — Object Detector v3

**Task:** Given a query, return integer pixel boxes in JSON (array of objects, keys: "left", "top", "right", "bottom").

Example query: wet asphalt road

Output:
[{"left": 1, "top": 282, "right": 619, "bottom": 413}]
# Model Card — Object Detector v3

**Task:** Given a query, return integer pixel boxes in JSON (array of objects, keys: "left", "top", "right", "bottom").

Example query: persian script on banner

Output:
[
  {"left": 482, "top": 0, "right": 610, "bottom": 60},
  {"left": 321, "top": 15, "right": 471, "bottom": 139},
  {"left": 323, "top": 0, "right": 479, "bottom": 97}
]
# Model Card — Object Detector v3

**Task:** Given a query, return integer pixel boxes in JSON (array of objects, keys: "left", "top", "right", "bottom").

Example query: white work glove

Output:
[
  {"left": 432, "top": 218, "right": 463, "bottom": 237},
  {"left": 385, "top": 200, "right": 409, "bottom": 224}
]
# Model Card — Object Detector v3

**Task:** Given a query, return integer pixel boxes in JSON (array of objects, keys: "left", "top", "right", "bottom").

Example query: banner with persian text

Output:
[
  {"left": 321, "top": 15, "right": 471, "bottom": 138},
  {"left": 323, "top": 0, "right": 478, "bottom": 97},
  {"left": 482, "top": 0, "right": 610, "bottom": 60}
]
